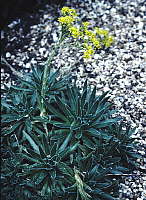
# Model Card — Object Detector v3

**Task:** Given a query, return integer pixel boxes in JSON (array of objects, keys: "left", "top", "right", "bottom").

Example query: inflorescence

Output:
[{"left": 58, "top": 7, "right": 114, "bottom": 60}]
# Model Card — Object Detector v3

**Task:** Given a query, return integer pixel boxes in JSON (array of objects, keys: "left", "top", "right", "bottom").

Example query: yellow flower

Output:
[
  {"left": 83, "top": 43, "right": 89, "bottom": 49},
  {"left": 91, "top": 37, "right": 101, "bottom": 49},
  {"left": 58, "top": 16, "right": 75, "bottom": 25},
  {"left": 61, "top": 7, "right": 77, "bottom": 17},
  {"left": 83, "top": 45, "right": 95, "bottom": 59},
  {"left": 85, "top": 30, "right": 96, "bottom": 39},
  {"left": 69, "top": 26, "right": 81, "bottom": 38},
  {"left": 69, "top": 9, "right": 77, "bottom": 17},
  {"left": 61, "top": 7, "right": 70, "bottom": 15},
  {"left": 95, "top": 27, "right": 109, "bottom": 36},
  {"left": 103, "top": 36, "right": 114, "bottom": 47},
  {"left": 82, "top": 21, "right": 90, "bottom": 28}
]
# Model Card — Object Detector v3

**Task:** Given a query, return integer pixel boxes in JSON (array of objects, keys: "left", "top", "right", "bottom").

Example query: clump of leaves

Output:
[{"left": 1, "top": 64, "right": 141, "bottom": 200}]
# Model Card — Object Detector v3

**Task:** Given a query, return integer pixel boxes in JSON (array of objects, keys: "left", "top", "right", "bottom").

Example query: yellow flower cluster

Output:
[
  {"left": 83, "top": 29, "right": 101, "bottom": 50},
  {"left": 95, "top": 27, "right": 109, "bottom": 36},
  {"left": 83, "top": 25, "right": 114, "bottom": 58},
  {"left": 84, "top": 30, "right": 96, "bottom": 39},
  {"left": 83, "top": 44, "right": 95, "bottom": 59},
  {"left": 58, "top": 7, "right": 77, "bottom": 26},
  {"left": 82, "top": 22, "right": 90, "bottom": 29},
  {"left": 69, "top": 26, "right": 81, "bottom": 38},
  {"left": 58, "top": 7, "right": 114, "bottom": 60},
  {"left": 103, "top": 36, "right": 114, "bottom": 48},
  {"left": 91, "top": 37, "right": 101, "bottom": 49},
  {"left": 58, "top": 16, "right": 75, "bottom": 25},
  {"left": 61, "top": 6, "right": 77, "bottom": 17}
]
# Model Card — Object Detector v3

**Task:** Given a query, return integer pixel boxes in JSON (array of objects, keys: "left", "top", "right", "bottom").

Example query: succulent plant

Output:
[
  {"left": 47, "top": 80, "right": 120, "bottom": 147},
  {"left": 1, "top": 65, "right": 69, "bottom": 138},
  {"left": 1, "top": 66, "right": 141, "bottom": 200}
]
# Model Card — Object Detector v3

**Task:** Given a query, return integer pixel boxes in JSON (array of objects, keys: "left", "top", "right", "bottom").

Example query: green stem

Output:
[
  {"left": 39, "top": 32, "right": 64, "bottom": 136},
  {"left": 40, "top": 34, "right": 63, "bottom": 117}
]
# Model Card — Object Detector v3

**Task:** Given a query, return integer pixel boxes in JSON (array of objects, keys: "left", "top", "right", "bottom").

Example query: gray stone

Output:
[{"left": 6, "top": 52, "right": 11, "bottom": 58}]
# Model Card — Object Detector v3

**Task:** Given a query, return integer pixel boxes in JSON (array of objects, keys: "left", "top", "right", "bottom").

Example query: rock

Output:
[
  {"left": 52, "top": 33, "right": 58, "bottom": 42},
  {"left": 39, "top": 48, "right": 46, "bottom": 55},
  {"left": 25, "top": 63, "right": 31, "bottom": 68},
  {"left": 6, "top": 52, "right": 11, "bottom": 58}
]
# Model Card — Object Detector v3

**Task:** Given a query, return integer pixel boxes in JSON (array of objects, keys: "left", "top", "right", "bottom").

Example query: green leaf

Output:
[
  {"left": 32, "top": 116, "right": 50, "bottom": 123},
  {"left": 26, "top": 148, "right": 42, "bottom": 161},
  {"left": 66, "top": 86, "right": 77, "bottom": 113},
  {"left": 23, "top": 130, "right": 40, "bottom": 154},
  {"left": 41, "top": 134, "right": 49, "bottom": 155},
  {"left": 50, "top": 142, "right": 59, "bottom": 156},
  {"left": 31, "top": 91, "right": 37, "bottom": 106},
  {"left": 80, "top": 80, "right": 87, "bottom": 108},
  {"left": 41, "top": 181, "right": 48, "bottom": 196},
  {"left": 88, "top": 86, "right": 96, "bottom": 109},
  {"left": 128, "top": 152, "right": 142, "bottom": 159},
  {"left": 51, "top": 121, "right": 71, "bottom": 129},
  {"left": 95, "top": 168, "right": 110, "bottom": 180},
  {"left": 21, "top": 153, "right": 41, "bottom": 164},
  {"left": 11, "top": 86, "right": 32, "bottom": 92},
  {"left": 2, "top": 122, "right": 22, "bottom": 136},
  {"left": 116, "top": 166, "right": 129, "bottom": 172},
  {"left": 1, "top": 113, "right": 20, "bottom": 123},
  {"left": 93, "top": 188, "right": 115, "bottom": 200},
  {"left": 55, "top": 96, "right": 74, "bottom": 119},
  {"left": 1, "top": 101, "right": 12, "bottom": 109},
  {"left": 33, "top": 126, "right": 45, "bottom": 137},
  {"left": 93, "top": 118, "right": 121, "bottom": 129},
  {"left": 58, "top": 132, "right": 72, "bottom": 153},
  {"left": 60, "top": 142, "right": 79, "bottom": 159},
  {"left": 34, "top": 172, "right": 47, "bottom": 185},
  {"left": 96, "top": 181, "right": 112, "bottom": 189},
  {"left": 47, "top": 104, "right": 68, "bottom": 121},
  {"left": 92, "top": 103, "right": 112, "bottom": 122},
  {"left": 87, "top": 128, "right": 101, "bottom": 138},
  {"left": 88, "top": 165, "right": 98, "bottom": 179},
  {"left": 58, "top": 162, "right": 74, "bottom": 177},
  {"left": 25, "top": 119, "right": 33, "bottom": 132}
]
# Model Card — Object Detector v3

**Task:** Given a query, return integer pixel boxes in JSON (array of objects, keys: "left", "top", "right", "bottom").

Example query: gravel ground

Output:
[{"left": 1, "top": 0, "right": 146, "bottom": 199}]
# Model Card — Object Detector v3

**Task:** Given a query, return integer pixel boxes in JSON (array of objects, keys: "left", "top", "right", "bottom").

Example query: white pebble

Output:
[
  {"left": 25, "top": 63, "right": 31, "bottom": 68},
  {"left": 6, "top": 52, "right": 11, "bottom": 58}
]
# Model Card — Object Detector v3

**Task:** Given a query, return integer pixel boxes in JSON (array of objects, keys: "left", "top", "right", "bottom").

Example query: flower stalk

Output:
[{"left": 40, "top": 34, "right": 63, "bottom": 117}]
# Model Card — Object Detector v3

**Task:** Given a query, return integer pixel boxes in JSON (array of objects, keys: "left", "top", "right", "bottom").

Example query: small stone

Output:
[
  {"left": 6, "top": 52, "right": 11, "bottom": 58},
  {"left": 11, "top": 55, "right": 15, "bottom": 59},
  {"left": 41, "top": 39, "right": 46, "bottom": 47},
  {"left": 52, "top": 33, "right": 58, "bottom": 42},
  {"left": 43, "top": 14, "right": 49, "bottom": 19},
  {"left": 91, "top": 62, "right": 97, "bottom": 68},
  {"left": 31, "top": 59, "right": 37, "bottom": 65},
  {"left": 39, "top": 48, "right": 46, "bottom": 55},
  {"left": 94, "top": 54, "right": 101, "bottom": 59},
  {"left": 25, "top": 63, "right": 31, "bottom": 68},
  {"left": 31, "top": 25, "right": 38, "bottom": 29},
  {"left": 138, "top": 22, "right": 144, "bottom": 30},
  {"left": 110, "top": 8, "right": 116, "bottom": 13},
  {"left": 1, "top": 30, "right": 4, "bottom": 39},
  {"left": 85, "top": 64, "right": 93, "bottom": 72},
  {"left": 140, "top": 72, "right": 145, "bottom": 78}
]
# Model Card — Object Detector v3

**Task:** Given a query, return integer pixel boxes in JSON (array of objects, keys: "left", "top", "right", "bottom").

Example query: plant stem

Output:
[
  {"left": 40, "top": 33, "right": 64, "bottom": 136},
  {"left": 40, "top": 37, "right": 63, "bottom": 117}
]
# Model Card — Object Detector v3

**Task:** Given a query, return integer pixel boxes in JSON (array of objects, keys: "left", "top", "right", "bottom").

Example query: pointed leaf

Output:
[
  {"left": 59, "top": 132, "right": 72, "bottom": 153},
  {"left": 23, "top": 131, "right": 40, "bottom": 154}
]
